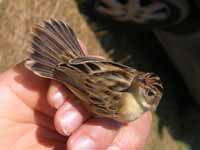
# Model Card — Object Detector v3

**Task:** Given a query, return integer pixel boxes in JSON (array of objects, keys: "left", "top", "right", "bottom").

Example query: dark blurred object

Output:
[
  {"left": 154, "top": 0, "right": 200, "bottom": 104},
  {"left": 85, "top": 0, "right": 200, "bottom": 104},
  {"left": 155, "top": 29, "right": 200, "bottom": 105},
  {"left": 194, "top": 0, "right": 200, "bottom": 8},
  {"left": 89, "top": 0, "right": 190, "bottom": 29}
]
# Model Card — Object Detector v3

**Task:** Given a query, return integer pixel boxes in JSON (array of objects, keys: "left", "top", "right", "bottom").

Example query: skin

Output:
[
  {"left": 0, "top": 45, "right": 152, "bottom": 150},
  {"left": 0, "top": 63, "right": 152, "bottom": 150}
]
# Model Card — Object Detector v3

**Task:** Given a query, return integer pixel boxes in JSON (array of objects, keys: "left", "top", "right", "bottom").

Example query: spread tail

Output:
[{"left": 25, "top": 19, "right": 85, "bottom": 79}]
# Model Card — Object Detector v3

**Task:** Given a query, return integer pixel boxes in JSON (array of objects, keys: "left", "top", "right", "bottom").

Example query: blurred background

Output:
[{"left": 0, "top": 0, "right": 200, "bottom": 149}]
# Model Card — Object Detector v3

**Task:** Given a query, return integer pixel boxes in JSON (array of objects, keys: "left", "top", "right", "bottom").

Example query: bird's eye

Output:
[{"left": 147, "top": 91, "right": 154, "bottom": 97}]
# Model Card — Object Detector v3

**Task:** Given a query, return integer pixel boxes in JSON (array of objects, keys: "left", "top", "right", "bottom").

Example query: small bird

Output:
[{"left": 25, "top": 20, "right": 163, "bottom": 123}]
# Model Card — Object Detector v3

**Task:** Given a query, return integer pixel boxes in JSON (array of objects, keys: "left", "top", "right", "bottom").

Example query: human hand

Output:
[{"left": 0, "top": 63, "right": 152, "bottom": 150}]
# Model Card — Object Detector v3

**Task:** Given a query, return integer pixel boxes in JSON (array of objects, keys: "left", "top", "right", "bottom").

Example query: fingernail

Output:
[
  {"left": 70, "top": 136, "right": 96, "bottom": 150},
  {"left": 107, "top": 145, "right": 120, "bottom": 150},
  {"left": 60, "top": 110, "right": 82, "bottom": 136},
  {"left": 52, "top": 91, "right": 66, "bottom": 108}
]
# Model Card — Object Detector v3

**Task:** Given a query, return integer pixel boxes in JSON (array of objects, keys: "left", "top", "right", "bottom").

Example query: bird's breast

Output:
[{"left": 118, "top": 92, "right": 145, "bottom": 121}]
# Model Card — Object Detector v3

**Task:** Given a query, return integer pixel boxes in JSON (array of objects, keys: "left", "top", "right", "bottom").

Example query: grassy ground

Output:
[
  {"left": 0, "top": 0, "right": 105, "bottom": 72},
  {"left": 1, "top": 0, "right": 200, "bottom": 150}
]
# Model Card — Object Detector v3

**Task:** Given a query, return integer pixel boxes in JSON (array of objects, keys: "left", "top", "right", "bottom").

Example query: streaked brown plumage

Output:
[{"left": 25, "top": 19, "right": 163, "bottom": 122}]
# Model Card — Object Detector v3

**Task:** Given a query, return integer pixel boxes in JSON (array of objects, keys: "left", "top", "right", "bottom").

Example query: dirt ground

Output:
[{"left": 0, "top": 0, "right": 199, "bottom": 150}]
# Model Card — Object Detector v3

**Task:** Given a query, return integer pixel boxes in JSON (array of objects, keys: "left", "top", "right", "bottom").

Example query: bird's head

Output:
[{"left": 131, "top": 72, "right": 163, "bottom": 111}]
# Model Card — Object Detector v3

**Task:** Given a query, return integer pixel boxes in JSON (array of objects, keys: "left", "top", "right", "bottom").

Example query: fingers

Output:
[
  {"left": 47, "top": 81, "right": 68, "bottom": 109},
  {"left": 47, "top": 81, "right": 90, "bottom": 136},
  {"left": 66, "top": 112, "right": 151, "bottom": 150},
  {"left": 67, "top": 118, "right": 121, "bottom": 150},
  {"left": 54, "top": 101, "right": 90, "bottom": 136},
  {"left": 48, "top": 80, "right": 152, "bottom": 149},
  {"left": 106, "top": 112, "right": 152, "bottom": 150},
  {"left": 48, "top": 81, "right": 152, "bottom": 149}
]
